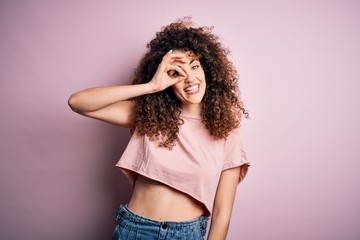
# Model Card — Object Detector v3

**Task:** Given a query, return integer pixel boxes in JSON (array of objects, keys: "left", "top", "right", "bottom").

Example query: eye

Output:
[
  {"left": 192, "top": 65, "right": 200, "bottom": 70},
  {"left": 168, "top": 70, "right": 179, "bottom": 77}
]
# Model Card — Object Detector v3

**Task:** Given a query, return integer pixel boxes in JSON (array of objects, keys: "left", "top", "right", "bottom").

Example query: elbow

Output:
[
  {"left": 212, "top": 209, "right": 231, "bottom": 226},
  {"left": 67, "top": 93, "right": 80, "bottom": 113}
]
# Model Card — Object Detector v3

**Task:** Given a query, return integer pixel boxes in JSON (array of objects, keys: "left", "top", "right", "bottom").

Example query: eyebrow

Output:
[{"left": 177, "top": 59, "right": 198, "bottom": 68}]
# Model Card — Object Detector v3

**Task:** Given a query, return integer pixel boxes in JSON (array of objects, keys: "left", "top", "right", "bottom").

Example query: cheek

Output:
[
  {"left": 171, "top": 84, "right": 179, "bottom": 92},
  {"left": 171, "top": 85, "right": 182, "bottom": 98},
  {"left": 201, "top": 77, "right": 207, "bottom": 90}
]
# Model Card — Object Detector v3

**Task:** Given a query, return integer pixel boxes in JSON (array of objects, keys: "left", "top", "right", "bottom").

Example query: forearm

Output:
[
  {"left": 207, "top": 213, "right": 231, "bottom": 240},
  {"left": 207, "top": 167, "right": 241, "bottom": 240},
  {"left": 68, "top": 83, "right": 153, "bottom": 113}
]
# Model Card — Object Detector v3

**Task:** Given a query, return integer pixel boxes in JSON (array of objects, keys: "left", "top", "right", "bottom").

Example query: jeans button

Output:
[{"left": 162, "top": 224, "right": 168, "bottom": 229}]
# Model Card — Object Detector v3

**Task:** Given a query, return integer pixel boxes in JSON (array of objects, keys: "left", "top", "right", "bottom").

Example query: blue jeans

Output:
[{"left": 112, "top": 204, "right": 208, "bottom": 240}]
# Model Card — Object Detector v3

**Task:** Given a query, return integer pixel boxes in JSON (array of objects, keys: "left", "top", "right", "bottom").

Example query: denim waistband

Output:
[{"left": 115, "top": 204, "right": 208, "bottom": 231}]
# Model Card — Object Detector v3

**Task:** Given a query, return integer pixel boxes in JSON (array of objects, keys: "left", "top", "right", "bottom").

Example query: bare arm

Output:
[
  {"left": 207, "top": 166, "right": 246, "bottom": 240},
  {"left": 68, "top": 84, "right": 152, "bottom": 128},
  {"left": 68, "top": 84, "right": 153, "bottom": 113},
  {"left": 68, "top": 50, "right": 187, "bottom": 128}
]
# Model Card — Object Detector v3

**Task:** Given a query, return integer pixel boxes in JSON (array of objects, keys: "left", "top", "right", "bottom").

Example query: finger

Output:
[
  {"left": 164, "top": 51, "right": 187, "bottom": 62},
  {"left": 161, "top": 51, "right": 187, "bottom": 70},
  {"left": 168, "top": 76, "right": 185, "bottom": 86},
  {"left": 161, "top": 50, "right": 174, "bottom": 64},
  {"left": 164, "top": 49, "right": 173, "bottom": 58},
  {"left": 173, "top": 76, "right": 186, "bottom": 84},
  {"left": 169, "top": 54, "right": 187, "bottom": 62},
  {"left": 174, "top": 65, "right": 187, "bottom": 77},
  {"left": 167, "top": 65, "right": 187, "bottom": 78}
]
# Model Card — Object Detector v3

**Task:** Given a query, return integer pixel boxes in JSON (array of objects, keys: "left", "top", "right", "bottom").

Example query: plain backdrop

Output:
[{"left": 1, "top": 0, "right": 360, "bottom": 239}]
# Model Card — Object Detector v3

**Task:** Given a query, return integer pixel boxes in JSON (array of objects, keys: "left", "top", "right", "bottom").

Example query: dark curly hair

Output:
[{"left": 131, "top": 17, "right": 248, "bottom": 149}]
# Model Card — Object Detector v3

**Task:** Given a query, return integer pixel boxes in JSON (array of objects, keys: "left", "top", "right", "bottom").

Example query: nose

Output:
[{"left": 184, "top": 71, "right": 195, "bottom": 84}]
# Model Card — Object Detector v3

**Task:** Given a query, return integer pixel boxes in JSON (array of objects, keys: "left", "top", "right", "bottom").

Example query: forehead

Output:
[{"left": 172, "top": 50, "right": 199, "bottom": 60}]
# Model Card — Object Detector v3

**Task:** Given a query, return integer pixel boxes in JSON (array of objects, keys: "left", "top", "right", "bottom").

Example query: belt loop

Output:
[
  {"left": 115, "top": 204, "right": 126, "bottom": 223},
  {"left": 199, "top": 216, "right": 208, "bottom": 236}
]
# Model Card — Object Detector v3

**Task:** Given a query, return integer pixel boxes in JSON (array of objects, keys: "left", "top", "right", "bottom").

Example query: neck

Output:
[{"left": 180, "top": 104, "right": 202, "bottom": 116}]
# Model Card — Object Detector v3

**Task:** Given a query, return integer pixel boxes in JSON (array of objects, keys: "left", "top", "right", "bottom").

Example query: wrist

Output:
[{"left": 146, "top": 81, "right": 157, "bottom": 94}]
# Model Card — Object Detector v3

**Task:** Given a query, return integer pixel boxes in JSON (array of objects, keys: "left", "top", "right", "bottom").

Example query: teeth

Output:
[{"left": 185, "top": 85, "right": 199, "bottom": 92}]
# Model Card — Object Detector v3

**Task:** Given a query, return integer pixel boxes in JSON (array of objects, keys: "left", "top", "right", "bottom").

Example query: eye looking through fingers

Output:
[
  {"left": 168, "top": 65, "right": 186, "bottom": 79},
  {"left": 167, "top": 69, "right": 181, "bottom": 78},
  {"left": 168, "top": 69, "right": 179, "bottom": 78}
]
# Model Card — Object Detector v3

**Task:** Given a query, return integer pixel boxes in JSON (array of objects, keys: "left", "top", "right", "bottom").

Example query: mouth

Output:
[{"left": 184, "top": 84, "right": 200, "bottom": 95}]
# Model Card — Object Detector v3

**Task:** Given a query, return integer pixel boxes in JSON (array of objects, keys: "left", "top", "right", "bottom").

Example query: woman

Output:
[{"left": 68, "top": 17, "right": 249, "bottom": 240}]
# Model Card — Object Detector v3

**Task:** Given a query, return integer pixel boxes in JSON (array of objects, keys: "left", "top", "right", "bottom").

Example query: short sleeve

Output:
[{"left": 223, "top": 128, "right": 250, "bottom": 182}]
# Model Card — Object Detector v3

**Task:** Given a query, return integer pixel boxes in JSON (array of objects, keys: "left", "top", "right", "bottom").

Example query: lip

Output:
[{"left": 184, "top": 84, "right": 200, "bottom": 95}]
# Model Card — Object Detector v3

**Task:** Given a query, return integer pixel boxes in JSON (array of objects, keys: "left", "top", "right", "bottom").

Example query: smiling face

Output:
[{"left": 168, "top": 50, "right": 206, "bottom": 115}]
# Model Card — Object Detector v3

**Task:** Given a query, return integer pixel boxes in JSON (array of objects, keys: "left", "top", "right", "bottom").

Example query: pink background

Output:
[{"left": 1, "top": 0, "right": 360, "bottom": 239}]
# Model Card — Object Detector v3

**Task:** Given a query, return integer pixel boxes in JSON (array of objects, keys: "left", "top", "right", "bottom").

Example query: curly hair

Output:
[{"left": 131, "top": 17, "right": 248, "bottom": 149}]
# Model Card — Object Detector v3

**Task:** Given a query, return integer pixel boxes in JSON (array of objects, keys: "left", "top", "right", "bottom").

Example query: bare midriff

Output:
[{"left": 127, "top": 174, "right": 205, "bottom": 222}]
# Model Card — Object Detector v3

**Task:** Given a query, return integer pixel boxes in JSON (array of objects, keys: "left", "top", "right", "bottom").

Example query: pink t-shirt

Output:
[{"left": 116, "top": 111, "right": 249, "bottom": 216}]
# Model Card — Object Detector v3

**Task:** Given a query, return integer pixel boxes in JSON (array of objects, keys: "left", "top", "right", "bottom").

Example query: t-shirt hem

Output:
[{"left": 116, "top": 164, "right": 212, "bottom": 216}]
